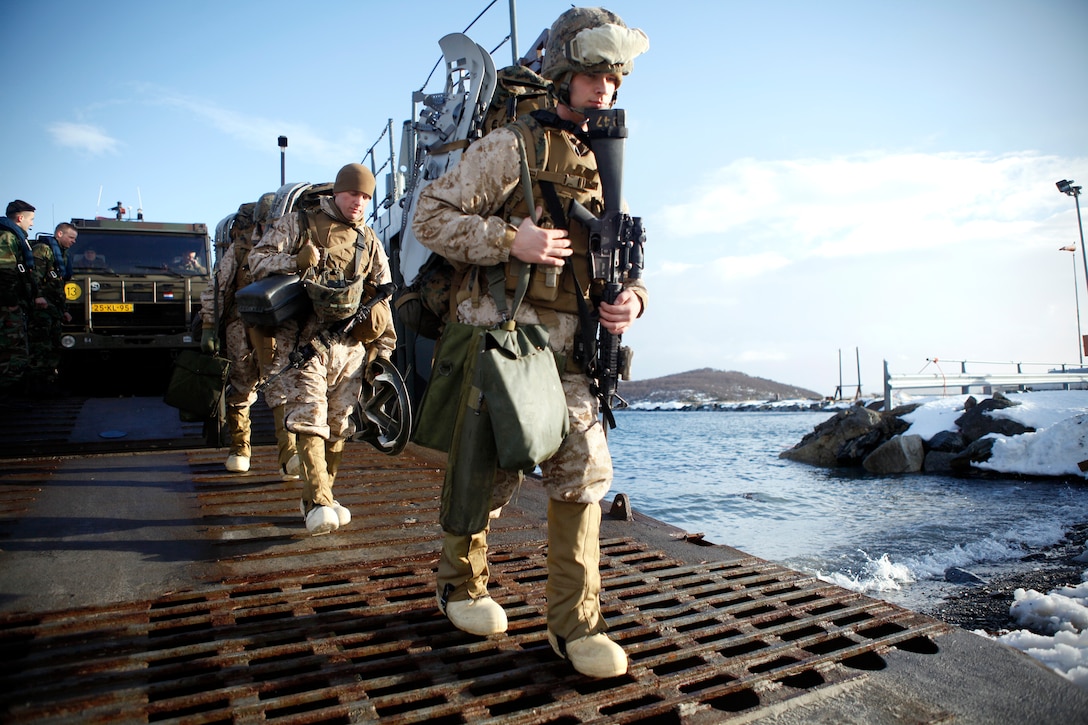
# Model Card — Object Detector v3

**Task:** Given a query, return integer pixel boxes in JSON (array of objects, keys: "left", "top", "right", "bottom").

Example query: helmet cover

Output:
[{"left": 541, "top": 7, "right": 649, "bottom": 84}]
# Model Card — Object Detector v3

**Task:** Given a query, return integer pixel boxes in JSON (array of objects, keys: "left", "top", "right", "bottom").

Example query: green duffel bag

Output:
[
  {"left": 477, "top": 320, "right": 568, "bottom": 472},
  {"left": 412, "top": 321, "right": 483, "bottom": 453},
  {"left": 439, "top": 375, "right": 499, "bottom": 536},
  {"left": 163, "top": 350, "right": 231, "bottom": 419}
]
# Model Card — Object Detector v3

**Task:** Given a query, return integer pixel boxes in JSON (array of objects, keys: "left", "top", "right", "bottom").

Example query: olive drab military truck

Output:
[{"left": 59, "top": 216, "right": 213, "bottom": 390}]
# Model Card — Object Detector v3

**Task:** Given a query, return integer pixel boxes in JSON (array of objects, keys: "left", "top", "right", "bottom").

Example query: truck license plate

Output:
[{"left": 91, "top": 303, "right": 134, "bottom": 313}]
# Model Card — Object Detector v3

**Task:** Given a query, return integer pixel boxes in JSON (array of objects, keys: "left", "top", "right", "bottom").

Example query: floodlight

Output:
[{"left": 1057, "top": 179, "right": 1080, "bottom": 196}]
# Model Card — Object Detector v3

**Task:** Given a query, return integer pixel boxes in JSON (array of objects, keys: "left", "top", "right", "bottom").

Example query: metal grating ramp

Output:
[
  {"left": 0, "top": 442, "right": 952, "bottom": 723},
  {"left": 0, "top": 536, "right": 947, "bottom": 723}
]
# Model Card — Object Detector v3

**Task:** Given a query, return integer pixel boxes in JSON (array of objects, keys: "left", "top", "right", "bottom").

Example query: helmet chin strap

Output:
[
  {"left": 556, "top": 73, "right": 618, "bottom": 120},
  {"left": 562, "top": 94, "right": 617, "bottom": 121}
]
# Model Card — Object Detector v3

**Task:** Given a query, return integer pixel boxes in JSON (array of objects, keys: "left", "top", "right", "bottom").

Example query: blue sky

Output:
[{"left": 4, "top": 0, "right": 1087, "bottom": 395}]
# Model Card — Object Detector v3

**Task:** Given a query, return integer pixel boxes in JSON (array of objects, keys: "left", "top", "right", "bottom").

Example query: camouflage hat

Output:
[
  {"left": 541, "top": 7, "right": 649, "bottom": 85},
  {"left": 333, "top": 163, "right": 376, "bottom": 197}
]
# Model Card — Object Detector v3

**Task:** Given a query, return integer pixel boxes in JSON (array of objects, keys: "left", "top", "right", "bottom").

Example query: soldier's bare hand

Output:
[
  {"left": 598, "top": 288, "right": 641, "bottom": 335},
  {"left": 511, "top": 215, "right": 572, "bottom": 267}
]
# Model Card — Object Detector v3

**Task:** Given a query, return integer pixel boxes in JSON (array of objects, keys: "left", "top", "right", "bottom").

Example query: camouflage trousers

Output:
[
  {"left": 488, "top": 372, "right": 613, "bottom": 508},
  {"left": 260, "top": 324, "right": 299, "bottom": 411},
  {"left": 0, "top": 305, "right": 29, "bottom": 390},
  {"left": 27, "top": 304, "right": 64, "bottom": 384},
  {"left": 223, "top": 315, "right": 259, "bottom": 412},
  {"left": 456, "top": 295, "right": 613, "bottom": 507},
  {"left": 282, "top": 329, "right": 366, "bottom": 442}
]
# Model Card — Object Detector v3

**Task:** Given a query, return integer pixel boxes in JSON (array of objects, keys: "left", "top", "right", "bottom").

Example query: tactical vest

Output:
[
  {"left": 228, "top": 203, "right": 258, "bottom": 291},
  {"left": 231, "top": 238, "right": 255, "bottom": 291},
  {"left": 299, "top": 208, "right": 374, "bottom": 322},
  {"left": 34, "top": 242, "right": 67, "bottom": 306},
  {"left": 496, "top": 114, "right": 605, "bottom": 315}
]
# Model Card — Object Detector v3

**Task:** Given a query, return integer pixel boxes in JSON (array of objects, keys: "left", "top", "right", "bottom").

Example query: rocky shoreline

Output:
[{"left": 923, "top": 522, "right": 1088, "bottom": 634}]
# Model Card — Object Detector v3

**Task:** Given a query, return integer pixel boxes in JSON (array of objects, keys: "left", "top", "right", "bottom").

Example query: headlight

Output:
[{"left": 61, "top": 335, "right": 76, "bottom": 349}]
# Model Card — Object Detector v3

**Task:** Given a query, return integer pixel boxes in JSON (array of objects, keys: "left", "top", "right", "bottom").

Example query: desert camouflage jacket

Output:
[
  {"left": 248, "top": 196, "right": 396, "bottom": 360},
  {"left": 412, "top": 124, "right": 648, "bottom": 320}
]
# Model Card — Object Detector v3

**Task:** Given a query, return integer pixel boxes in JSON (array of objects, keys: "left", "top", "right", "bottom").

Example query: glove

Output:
[
  {"left": 296, "top": 242, "right": 320, "bottom": 271},
  {"left": 200, "top": 327, "right": 218, "bottom": 355},
  {"left": 351, "top": 299, "right": 392, "bottom": 345}
]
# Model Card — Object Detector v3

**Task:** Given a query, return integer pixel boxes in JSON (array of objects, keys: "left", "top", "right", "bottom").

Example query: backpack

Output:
[{"left": 394, "top": 52, "right": 551, "bottom": 339}]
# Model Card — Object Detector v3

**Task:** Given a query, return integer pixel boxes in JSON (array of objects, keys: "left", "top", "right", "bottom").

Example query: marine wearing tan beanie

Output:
[{"left": 333, "top": 163, "right": 376, "bottom": 196}]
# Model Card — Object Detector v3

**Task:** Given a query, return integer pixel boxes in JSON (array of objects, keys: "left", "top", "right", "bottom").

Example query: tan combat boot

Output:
[
  {"left": 546, "top": 498, "right": 627, "bottom": 678},
  {"left": 224, "top": 405, "right": 251, "bottom": 473},
  {"left": 296, "top": 433, "right": 338, "bottom": 535},
  {"left": 436, "top": 527, "right": 507, "bottom": 636},
  {"left": 272, "top": 405, "right": 300, "bottom": 480},
  {"left": 324, "top": 438, "right": 350, "bottom": 526}
]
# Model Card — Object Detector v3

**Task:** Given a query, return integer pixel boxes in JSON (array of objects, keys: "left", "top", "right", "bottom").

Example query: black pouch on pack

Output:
[
  {"left": 236, "top": 275, "right": 310, "bottom": 327},
  {"left": 163, "top": 350, "right": 231, "bottom": 419}
]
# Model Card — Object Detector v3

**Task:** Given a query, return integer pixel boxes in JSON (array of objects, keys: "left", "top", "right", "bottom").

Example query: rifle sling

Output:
[{"left": 538, "top": 179, "right": 597, "bottom": 375}]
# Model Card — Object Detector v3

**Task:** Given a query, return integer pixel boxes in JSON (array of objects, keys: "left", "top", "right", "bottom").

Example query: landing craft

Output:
[{"left": 368, "top": 26, "right": 544, "bottom": 404}]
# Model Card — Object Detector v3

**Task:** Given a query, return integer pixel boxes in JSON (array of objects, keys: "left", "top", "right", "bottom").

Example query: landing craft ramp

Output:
[{"left": 1, "top": 399, "right": 1086, "bottom": 722}]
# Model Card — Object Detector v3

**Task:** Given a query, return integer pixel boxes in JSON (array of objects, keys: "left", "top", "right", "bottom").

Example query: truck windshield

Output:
[{"left": 69, "top": 232, "right": 209, "bottom": 275}]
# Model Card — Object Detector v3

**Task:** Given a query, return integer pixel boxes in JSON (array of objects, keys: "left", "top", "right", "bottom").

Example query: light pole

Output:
[
  {"left": 1060, "top": 244, "right": 1083, "bottom": 365},
  {"left": 1057, "top": 180, "right": 1087, "bottom": 360},
  {"left": 278, "top": 136, "right": 288, "bottom": 186}
]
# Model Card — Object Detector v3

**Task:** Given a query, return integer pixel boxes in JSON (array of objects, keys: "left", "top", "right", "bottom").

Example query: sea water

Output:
[{"left": 606, "top": 409, "right": 1088, "bottom": 613}]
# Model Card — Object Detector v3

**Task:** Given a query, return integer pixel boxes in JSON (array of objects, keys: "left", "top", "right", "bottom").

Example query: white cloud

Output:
[
  {"left": 652, "top": 150, "right": 1086, "bottom": 275},
  {"left": 149, "top": 89, "right": 363, "bottom": 168},
  {"left": 657, "top": 260, "right": 698, "bottom": 275},
  {"left": 48, "top": 122, "right": 120, "bottom": 155},
  {"left": 711, "top": 251, "right": 791, "bottom": 280}
]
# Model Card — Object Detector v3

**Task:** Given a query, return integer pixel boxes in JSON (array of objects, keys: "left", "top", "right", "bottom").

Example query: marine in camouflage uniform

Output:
[
  {"left": 412, "top": 6, "right": 649, "bottom": 679},
  {"left": 27, "top": 222, "right": 77, "bottom": 391},
  {"left": 200, "top": 199, "right": 300, "bottom": 477},
  {"left": 249, "top": 164, "right": 396, "bottom": 536},
  {"left": 0, "top": 200, "right": 45, "bottom": 396}
]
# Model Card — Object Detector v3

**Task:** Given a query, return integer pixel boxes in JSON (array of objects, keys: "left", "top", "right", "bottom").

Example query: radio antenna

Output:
[
  {"left": 96, "top": 185, "right": 103, "bottom": 216},
  {"left": 137, "top": 187, "right": 144, "bottom": 220}
]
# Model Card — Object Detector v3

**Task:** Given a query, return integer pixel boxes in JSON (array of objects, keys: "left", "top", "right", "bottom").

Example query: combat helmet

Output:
[
  {"left": 254, "top": 192, "right": 276, "bottom": 228},
  {"left": 540, "top": 7, "right": 649, "bottom": 106}
]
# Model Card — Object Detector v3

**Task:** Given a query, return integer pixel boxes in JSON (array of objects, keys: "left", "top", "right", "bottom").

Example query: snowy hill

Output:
[{"left": 618, "top": 368, "right": 824, "bottom": 407}]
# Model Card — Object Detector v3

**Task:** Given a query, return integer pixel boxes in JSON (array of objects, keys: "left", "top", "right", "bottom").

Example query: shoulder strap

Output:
[
  {"left": 485, "top": 262, "right": 531, "bottom": 324},
  {"left": 540, "top": 179, "right": 596, "bottom": 373}
]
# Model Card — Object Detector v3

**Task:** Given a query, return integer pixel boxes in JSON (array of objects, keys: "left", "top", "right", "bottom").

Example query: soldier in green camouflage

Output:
[
  {"left": 0, "top": 200, "right": 46, "bottom": 396},
  {"left": 27, "top": 222, "right": 77, "bottom": 392},
  {"left": 413, "top": 7, "right": 649, "bottom": 679}
]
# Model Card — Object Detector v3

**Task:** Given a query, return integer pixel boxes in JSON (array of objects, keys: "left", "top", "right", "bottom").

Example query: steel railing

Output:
[{"left": 883, "top": 359, "right": 1088, "bottom": 409}]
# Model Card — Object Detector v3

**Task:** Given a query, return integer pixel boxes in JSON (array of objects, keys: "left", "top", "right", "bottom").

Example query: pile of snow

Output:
[
  {"left": 900, "top": 390, "right": 1088, "bottom": 479},
  {"left": 979, "top": 553, "right": 1088, "bottom": 690}
]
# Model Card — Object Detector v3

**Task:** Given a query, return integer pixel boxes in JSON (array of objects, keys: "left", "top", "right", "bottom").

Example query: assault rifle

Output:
[
  {"left": 258, "top": 281, "right": 396, "bottom": 392},
  {"left": 568, "top": 108, "right": 646, "bottom": 430}
]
